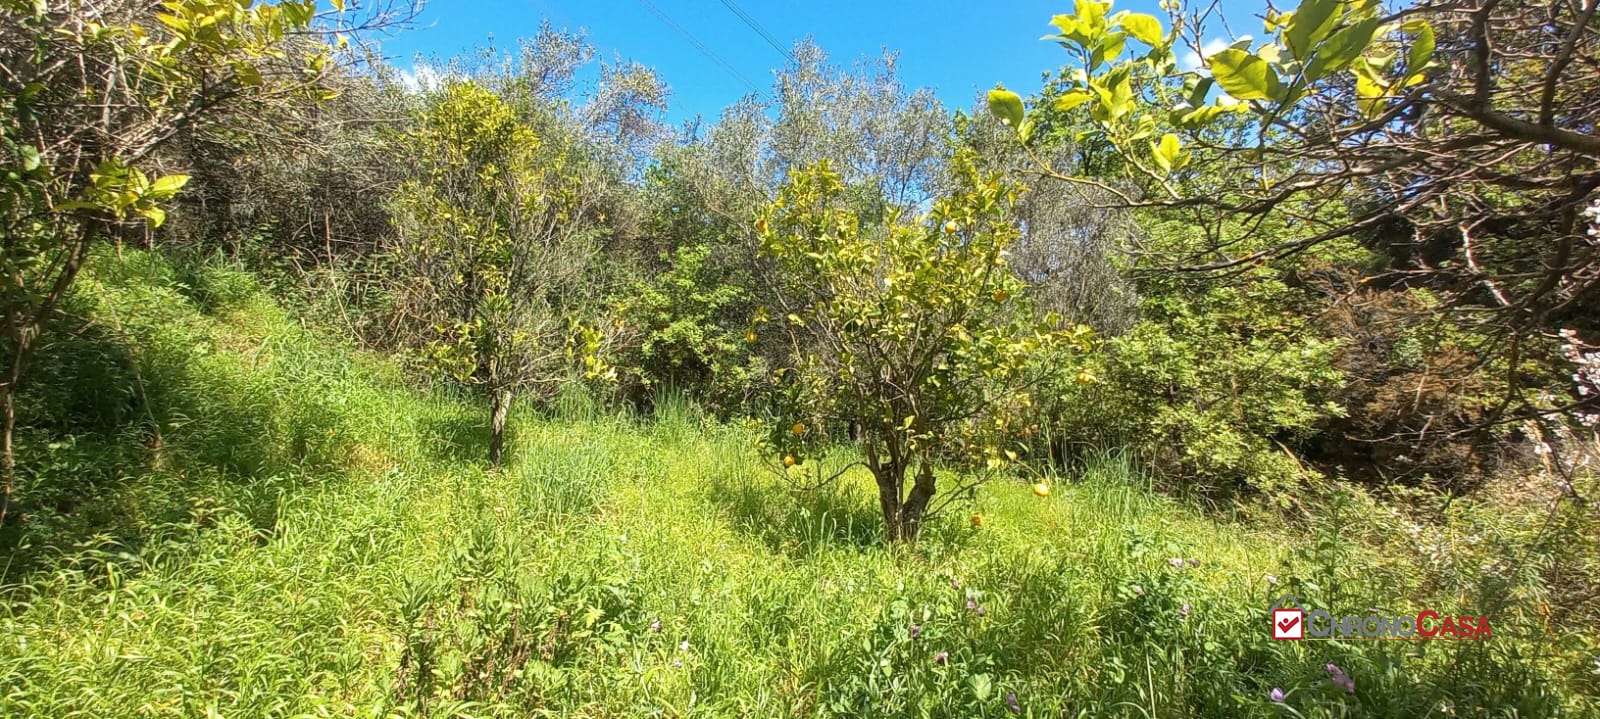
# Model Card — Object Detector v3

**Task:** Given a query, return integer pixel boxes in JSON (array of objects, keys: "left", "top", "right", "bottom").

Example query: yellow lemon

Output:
[
  {"left": 1032, "top": 482, "right": 1050, "bottom": 497},
  {"left": 993, "top": 289, "right": 1009, "bottom": 302},
  {"left": 943, "top": 219, "right": 959, "bottom": 234},
  {"left": 783, "top": 455, "right": 797, "bottom": 467},
  {"left": 1075, "top": 369, "right": 1095, "bottom": 385}
]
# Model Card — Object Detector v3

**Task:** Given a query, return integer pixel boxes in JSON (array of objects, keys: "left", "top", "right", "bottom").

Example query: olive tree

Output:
[
  {"left": 387, "top": 81, "right": 603, "bottom": 466},
  {"left": 758, "top": 152, "right": 1091, "bottom": 542}
]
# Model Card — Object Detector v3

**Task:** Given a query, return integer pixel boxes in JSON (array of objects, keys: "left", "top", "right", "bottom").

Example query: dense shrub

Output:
[{"left": 1045, "top": 270, "right": 1344, "bottom": 500}]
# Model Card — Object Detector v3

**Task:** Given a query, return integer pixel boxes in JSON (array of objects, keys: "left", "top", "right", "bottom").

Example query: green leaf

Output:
[
  {"left": 17, "top": 145, "right": 40, "bottom": 172},
  {"left": 1153, "top": 133, "right": 1182, "bottom": 173},
  {"left": 1353, "top": 68, "right": 1387, "bottom": 119},
  {"left": 1208, "top": 49, "right": 1281, "bottom": 102},
  {"left": 138, "top": 206, "right": 166, "bottom": 227},
  {"left": 1091, "top": 31, "right": 1126, "bottom": 69},
  {"left": 967, "top": 668, "right": 990, "bottom": 699},
  {"left": 1304, "top": 17, "right": 1380, "bottom": 81},
  {"left": 1285, "top": 0, "right": 1339, "bottom": 62},
  {"left": 1054, "top": 90, "right": 1094, "bottom": 112},
  {"left": 1405, "top": 21, "right": 1434, "bottom": 78},
  {"left": 987, "top": 87, "right": 1025, "bottom": 128},
  {"left": 1185, "top": 76, "right": 1215, "bottom": 107},
  {"left": 1074, "top": 0, "right": 1108, "bottom": 33},
  {"left": 150, "top": 174, "right": 191, "bottom": 196},
  {"left": 1120, "top": 12, "right": 1163, "bottom": 46},
  {"left": 1050, "top": 14, "right": 1080, "bottom": 38},
  {"left": 1089, "top": 67, "right": 1134, "bottom": 121}
]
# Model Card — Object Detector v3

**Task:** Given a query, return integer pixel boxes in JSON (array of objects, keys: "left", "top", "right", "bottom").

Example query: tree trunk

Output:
[
  {"left": 899, "top": 463, "right": 938, "bottom": 541},
  {"left": 0, "top": 383, "right": 14, "bottom": 528},
  {"left": 872, "top": 460, "right": 938, "bottom": 543},
  {"left": 488, "top": 388, "right": 510, "bottom": 467},
  {"left": 874, "top": 460, "right": 904, "bottom": 541}
]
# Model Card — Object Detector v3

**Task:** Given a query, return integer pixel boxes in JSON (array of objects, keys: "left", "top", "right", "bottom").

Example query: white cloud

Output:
[
  {"left": 1181, "top": 36, "right": 1252, "bottom": 72},
  {"left": 396, "top": 63, "right": 443, "bottom": 94}
]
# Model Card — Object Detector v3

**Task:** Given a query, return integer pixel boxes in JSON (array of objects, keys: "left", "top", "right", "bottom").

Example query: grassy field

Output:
[{"left": 0, "top": 253, "right": 1593, "bottom": 718}]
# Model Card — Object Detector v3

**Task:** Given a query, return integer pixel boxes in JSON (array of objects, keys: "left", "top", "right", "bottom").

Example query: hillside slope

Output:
[{"left": 0, "top": 252, "right": 1590, "bottom": 718}]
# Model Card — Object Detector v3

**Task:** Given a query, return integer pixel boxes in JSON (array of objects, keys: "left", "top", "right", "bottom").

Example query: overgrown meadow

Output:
[
  {"left": 6, "top": 0, "right": 1600, "bottom": 716},
  {"left": 0, "top": 253, "right": 1593, "bottom": 717}
]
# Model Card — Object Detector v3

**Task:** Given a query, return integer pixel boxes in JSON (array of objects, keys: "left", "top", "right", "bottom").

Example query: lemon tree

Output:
[
  {"left": 386, "top": 81, "right": 607, "bottom": 466},
  {"left": 757, "top": 151, "right": 1091, "bottom": 542}
]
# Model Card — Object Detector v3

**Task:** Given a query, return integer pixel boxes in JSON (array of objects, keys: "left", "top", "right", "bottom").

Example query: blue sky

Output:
[{"left": 376, "top": 0, "right": 1261, "bottom": 124}]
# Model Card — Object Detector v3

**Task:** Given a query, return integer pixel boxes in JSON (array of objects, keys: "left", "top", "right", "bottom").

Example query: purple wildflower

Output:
[
  {"left": 1187, "top": 558, "right": 1201, "bottom": 568},
  {"left": 966, "top": 598, "right": 978, "bottom": 611},
  {"left": 672, "top": 659, "right": 682, "bottom": 668},
  {"left": 1132, "top": 585, "right": 1145, "bottom": 597},
  {"left": 1179, "top": 603, "right": 1191, "bottom": 618},
  {"left": 976, "top": 606, "right": 985, "bottom": 617},
  {"left": 909, "top": 624, "right": 922, "bottom": 640},
  {"left": 1269, "top": 687, "right": 1286, "bottom": 703},
  {"left": 934, "top": 651, "right": 949, "bottom": 665},
  {"left": 1005, "top": 692, "right": 1020, "bottom": 714},
  {"left": 950, "top": 577, "right": 961, "bottom": 590},
  {"left": 1327, "top": 664, "right": 1355, "bottom": 694},
  {"left": 649, "top": 619, "right": 662, "bottom": 633}
]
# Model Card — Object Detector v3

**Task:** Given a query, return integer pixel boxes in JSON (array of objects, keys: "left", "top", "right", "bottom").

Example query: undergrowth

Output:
[{"left": 0, "top": 251, "right": 1593, "bottom": 717}]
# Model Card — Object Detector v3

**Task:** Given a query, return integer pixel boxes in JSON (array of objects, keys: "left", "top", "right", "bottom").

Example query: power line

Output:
[
  {"left": 715, "top": 0, "right": 795, "bottom": 65},
  {"left": 634, "top": 0, "right": 760, "bottom": 95}
]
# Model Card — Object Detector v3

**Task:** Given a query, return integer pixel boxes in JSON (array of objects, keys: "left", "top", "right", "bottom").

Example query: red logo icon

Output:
[{"left": 1273, "top": 607, "right": 1304, "bottom": 640}]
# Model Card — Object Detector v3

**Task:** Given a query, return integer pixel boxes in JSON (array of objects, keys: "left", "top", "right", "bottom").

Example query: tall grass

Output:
[{"left": 0, "top": 251, "right": 1592, "bottom": 717}]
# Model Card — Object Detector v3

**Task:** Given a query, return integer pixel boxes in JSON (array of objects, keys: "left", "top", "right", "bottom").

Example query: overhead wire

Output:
[
  {"left": 714, "top": 0, "right": 795, "bottom": 65},
  {"left": 634, "top": 0, "right": 761, "bottom": 94}
]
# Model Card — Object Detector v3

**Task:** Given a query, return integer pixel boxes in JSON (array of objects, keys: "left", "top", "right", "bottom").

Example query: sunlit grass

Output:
[{"left": 0, "top": 252, "right": 1589, "bottom": 718}]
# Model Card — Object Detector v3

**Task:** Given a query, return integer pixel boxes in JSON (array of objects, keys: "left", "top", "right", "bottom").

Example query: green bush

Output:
[{"left": 1046, "top": 272, "right": 1344, "bottom": 499}]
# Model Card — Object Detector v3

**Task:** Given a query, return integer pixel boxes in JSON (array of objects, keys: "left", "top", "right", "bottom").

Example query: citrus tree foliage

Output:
[
  {"left": 992, "top": 0, "right": 1600, "bottom": 439},
  {"left": 606, "top": 43, "right": 955, "bottom": 412},
  {"left": 387, "top": 81, "right": 603, "bottom": 466},
  {"left": 758, "top": 154, "right": 1091, "bottom": 542},
  {"left": 0, "top": 0, "right": 336, "bottom": 524}
]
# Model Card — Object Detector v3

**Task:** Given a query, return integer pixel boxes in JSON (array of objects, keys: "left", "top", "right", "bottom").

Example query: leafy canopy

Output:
[{"left": 757, "top": 152, "right": 1091, "bottom": 540}]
